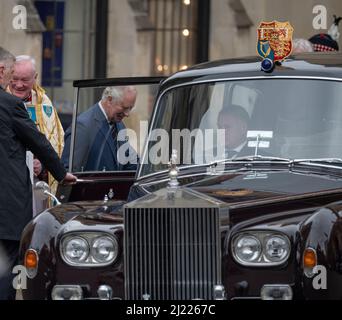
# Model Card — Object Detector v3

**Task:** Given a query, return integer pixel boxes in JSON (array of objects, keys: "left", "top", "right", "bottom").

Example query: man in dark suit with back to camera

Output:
[
  {"left": 62, "top": 86, "right": 139, "bottom": 172},
  {"left": 0, "top": 47, "right": 76, "bottom": 300}
]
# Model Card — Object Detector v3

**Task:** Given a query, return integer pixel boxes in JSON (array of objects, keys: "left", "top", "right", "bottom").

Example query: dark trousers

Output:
[{"left": 0, "top": 239, "right": 20, "bottom": 300}]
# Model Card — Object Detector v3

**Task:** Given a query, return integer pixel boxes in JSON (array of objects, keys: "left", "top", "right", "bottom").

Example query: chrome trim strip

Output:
[
  {"left": 294, "top": 161, "right": 342, "bottom": 170},
  {"left": 72, "top": 170, "right": 136, "bottom": 174},
  {"left": 215, "top": 208, "right": 222, "bottom": 288},
  {"left": 137, "top": 75, "right": 342, "bottom": 179},
  {"left": 231, "top": 297, "right": 261, "bottom": 300},
  {"left": 69, "top": 87, "right": 79, "bottom": 172}
]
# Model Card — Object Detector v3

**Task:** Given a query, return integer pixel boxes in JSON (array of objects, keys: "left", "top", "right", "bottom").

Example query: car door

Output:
[{"left": 57, "top": 76, "right": 165, "bottom": 203}]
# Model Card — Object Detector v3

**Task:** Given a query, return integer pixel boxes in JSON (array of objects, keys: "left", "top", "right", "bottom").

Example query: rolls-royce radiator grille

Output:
[{"left": 124, "top": 207, "right": 220, "bottom": 300}]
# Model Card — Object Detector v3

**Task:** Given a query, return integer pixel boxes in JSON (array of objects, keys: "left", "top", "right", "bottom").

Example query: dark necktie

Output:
[{"left": 110, "top": 122, "right": 118, "bottom": 141}]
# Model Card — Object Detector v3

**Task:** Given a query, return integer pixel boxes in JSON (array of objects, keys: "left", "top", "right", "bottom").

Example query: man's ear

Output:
[
  {"left": 0, "top": 64, "right": 4, "bottom": 75},
  {"left": 34, "top": 72, "right": 38, "bottom": 80}
]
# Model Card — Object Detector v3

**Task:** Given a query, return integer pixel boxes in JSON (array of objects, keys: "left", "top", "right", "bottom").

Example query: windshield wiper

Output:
[
  {"left": 208, "top": 155, "right": 292, "bottom": 169},
  {"left": 291, "top": 158, "right": 342, "bottom": 167},
  {"left": 292, "top": 158, "right": 342, "bottom": 163},
  {"left": 216, "top": 156, "right": 342, "bottom": 166},
  {"left": 232, "top": 155, "right": 291, "bottom": 162},
  {"left": 182, "top": 157, "right": 342, "bottom": 174}
]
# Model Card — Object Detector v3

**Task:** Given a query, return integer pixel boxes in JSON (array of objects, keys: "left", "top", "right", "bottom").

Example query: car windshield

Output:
[{"left": 140, "top": 78, "right": 342, "bottom": 177}]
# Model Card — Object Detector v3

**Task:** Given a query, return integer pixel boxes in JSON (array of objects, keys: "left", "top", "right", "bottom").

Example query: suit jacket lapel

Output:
[{"left": 93, "top": 104, "right": 117, "bottom": 161}]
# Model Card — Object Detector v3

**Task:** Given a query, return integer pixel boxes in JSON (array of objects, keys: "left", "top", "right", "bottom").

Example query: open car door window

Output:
[{"left": 58, "top": 77, "right": 165, "bottom": 202}]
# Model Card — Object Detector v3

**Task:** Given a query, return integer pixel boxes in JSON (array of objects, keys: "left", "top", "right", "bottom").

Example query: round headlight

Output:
[
  {"left": 63, "top": 237, "right": 89, "bottom": 263},
  {"left": 91, "top": 236, "right": 118, "bottom": 263},
  {"left": 265, "top": 236, "right": 290, "bottom": 262},
  {"left": 235, "top": 235, "right": 261, "bottom": 263}
]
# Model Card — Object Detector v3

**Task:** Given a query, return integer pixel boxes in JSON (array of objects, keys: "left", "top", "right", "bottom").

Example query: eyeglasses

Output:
[
  {"left": 118, "top": 104, "right": 134, "bottom": 113},
  {"left": 109, "top": 98, "right": 134, "bottom": 113}
]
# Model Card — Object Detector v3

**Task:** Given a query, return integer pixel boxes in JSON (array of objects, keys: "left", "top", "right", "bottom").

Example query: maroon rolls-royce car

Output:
[{"left": 19, "top": 53, "right": 342, "bottom": 300}]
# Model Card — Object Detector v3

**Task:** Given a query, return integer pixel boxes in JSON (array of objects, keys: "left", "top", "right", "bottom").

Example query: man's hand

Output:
[
  {"left": 60, "top": 172, "right": 77, "bottom": 184},
  {"left": 33, "top": 159, "right": 42, "bottom": 176}
]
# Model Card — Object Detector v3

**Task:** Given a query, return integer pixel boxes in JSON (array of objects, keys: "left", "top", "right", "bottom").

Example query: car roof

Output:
[
  {"left": 73, "top": 53, "right": 342, "bottom": 89},
  {"left": 160, "top": 53, "right": 342, "bottom": 91}
]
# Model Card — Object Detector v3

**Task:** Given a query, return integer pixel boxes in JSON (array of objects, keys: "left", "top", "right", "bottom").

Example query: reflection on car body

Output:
[{"left": 19, "top": 53, "right": 342, "bottom": 300}]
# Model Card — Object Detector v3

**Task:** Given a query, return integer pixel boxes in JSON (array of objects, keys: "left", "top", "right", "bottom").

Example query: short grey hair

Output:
[
  {"left": 102, "top": 86, "right": 137, "bottom": 102},
  {"left": 0, "top": 47, "right": 15, "bottom": 65},
  {"left": 15, "top": 55, "right": 36, "bottom": 72}
]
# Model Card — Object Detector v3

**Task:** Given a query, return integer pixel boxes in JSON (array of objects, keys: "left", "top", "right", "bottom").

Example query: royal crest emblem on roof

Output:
[{"left": 257, "top": 21, "right": 294, "bottom": 62}]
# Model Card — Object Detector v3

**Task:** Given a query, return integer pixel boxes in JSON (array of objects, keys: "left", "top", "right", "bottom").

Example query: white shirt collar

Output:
[{"left": 98, "top": 101, "right": 109, "bottom": 123}]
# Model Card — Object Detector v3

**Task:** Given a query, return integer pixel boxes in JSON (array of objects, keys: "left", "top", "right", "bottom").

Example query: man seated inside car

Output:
[
  {"left": 62, "top": 86, "right": 138, "bottom": 172},
  {"left": 217, "top": 104, "right": 251, "bottom": 159}
]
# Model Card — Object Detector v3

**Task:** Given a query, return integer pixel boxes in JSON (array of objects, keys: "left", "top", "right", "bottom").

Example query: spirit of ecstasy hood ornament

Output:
[{"left": 168, "top": 149, "right": 179, "bottom": 189}]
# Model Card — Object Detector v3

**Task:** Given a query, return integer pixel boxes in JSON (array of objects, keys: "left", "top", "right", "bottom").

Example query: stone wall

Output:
[
  {"left": 107, "top": 0, "right": 153, "bottom": 77},
  {"left": 210, "top": 0, "right": 342, "bottom": 60},
  {"left": 0, "top": 0, "right": 42, "bottom": 77}
]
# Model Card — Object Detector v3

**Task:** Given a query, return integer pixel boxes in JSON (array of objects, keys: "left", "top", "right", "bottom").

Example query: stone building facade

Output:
[
  {"left": 0, "top": 0, "right": 43, "bottom": 76},
  {"left": 210, "top": 0, "right": 342, "bottom": 60}
]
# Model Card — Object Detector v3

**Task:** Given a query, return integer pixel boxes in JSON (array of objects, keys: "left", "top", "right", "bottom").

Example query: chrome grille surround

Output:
[{"left": 124, "top": 188, "right": 224, "bottom": 300}]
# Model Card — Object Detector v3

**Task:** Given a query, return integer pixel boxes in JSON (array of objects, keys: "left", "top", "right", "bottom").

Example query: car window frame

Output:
[{"left": 68, "top": 77, "right": 165, "bottom": 174}]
